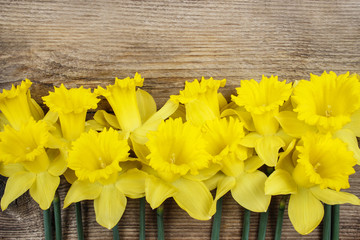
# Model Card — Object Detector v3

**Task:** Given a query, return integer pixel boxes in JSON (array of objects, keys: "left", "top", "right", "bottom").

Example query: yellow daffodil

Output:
[
  {"left": 171, "top": 77, "right": 226, "bottom": 126},
  {"left": 43, "top": 84, "right": 100, "bottom": 141},
  {"left": 265, "top": 133, "right": 360, "bottom": 235},
  {"left": 63, "top": 128, "right": 147, "bottom": 229},
  {"left": 202, "top": 117, "right": 271, "bottom": 213},
  {"left": 144, "top": 118, "right": 214, "bottom": 220},
  {"left": 292, "top": 71, "right": 360, "bottom": 133},
  {"left": 0, "top": 79, "right": 44, "bottom": 130},
  {"left": 0, "top": 119, "right": 63, "bottom": 210},
  {"left": 232, "top": 76, "right": 293, "bottom": 166},
  {"left": 94, "top": 73, "right": 178, "bottom": 162}
]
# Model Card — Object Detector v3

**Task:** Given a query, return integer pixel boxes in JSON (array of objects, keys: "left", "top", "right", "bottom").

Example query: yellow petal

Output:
[
  {"left": 27, "top": 92, "right": 44, "bottom": 121},
  {"left": 47, "top": 149, "right": 67, "bottom": 176},
  {"left": 43, "top": 111, "right": 59, "bottom": 125},
  {"left": 231, "top": 171, "right": 271, "bottom": 212},
  {"left": 93, "top": 110, "right": 120, "bottom": 129},
  {"left": 136, "top": 88, "right": 157, "bottom": 123},
  {"left": 131, "top": 140, "right": 150, "bottom": 164},
  {"left": 344, "top": 109, "right": 360, "bottom": 136},
  {"left": 1, "top": 171, "right": 36, "bottom": 210},
  {"left": 63, "top": 180, "right": 102, "bottom": 208},
  {"left": 255, "top": 135, "right": 285, "bottom": 166},
  {"left": 131, "top": 99, "right": 178, "bottom": 145},
  {"left": 172, "top": 177, "right": 214, "bottom": 220},
  {"left": 210, "top": 175, "right": 236, "bottom": 216},
  {"left": 116, "top": 169, "right": 148, "bottom": 199},
  {"left": 288, "top": 187, "right": 324, "bottom": 235},
  {"left": 145, "top": 175, "right": 177, "bottom": 209},
  {"left": 310, "top": 186, "right": 360, "bottom": 205},
  {"left": 85, "top": 119, "right": 107, "bottom": 131},
  {"left": 333, "top": 129, "right": 360, "bottom": 165},
  {"left": 239, "top": 132, "right": 262, "bottom": 148},
  {"left": 94, "top": 185, "right": 127, "bottom": 229},
  {"left": 221, "top": 107, "right": 255, "bottom": 132},
  {"left": 276, "top": 111, "right": 315, "bottom": 138},
  {"left": 265, "top": 169, "right": 297, "bottom": 195},
  {"left": 252, "top": 110, "right": 279, "bottom": 135},
  {"left": 29, "top": 172, "right": 60, "bottom": 210},
  {"left": 244, "top": 156, "right": 263, "bottom": 173},
  {"left": 0, "top": 163, "right": 25, "bottom": 177}
]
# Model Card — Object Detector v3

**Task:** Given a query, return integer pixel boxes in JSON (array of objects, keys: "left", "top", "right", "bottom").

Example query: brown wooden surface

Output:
[{"left": 0, "top": 0, "right": 360, "bottom": 239}]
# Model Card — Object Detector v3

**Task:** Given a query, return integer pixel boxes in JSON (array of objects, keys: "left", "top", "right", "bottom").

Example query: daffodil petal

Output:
[
  {"left": 210, "top": 175, "right": 236, "bottom": 215},
  {"left": 94, "top": 185, "right": 127, "bottom": 229},
  {"left": 333, "top": 129, "right": 360, "bottom": 164},
  {"left": 48, "top": 150, "right": 67, "bottom": 176},
  {"left": 221, "top": 108, "right": 255, "bottom": 131},
  {"left": 288, "top": 187, "right": 324, "bottom": 235},
  {"left": 310, "top": 186, "right": 360, "bottom": 205},
  {"left": 145, "top": 175, "right": 177, "bottom": 209},
  {"left": 63, "top": 180, "right": 102, "bottom": 208},
  {"left": 132, "top": 99, "right": 179, "bottom": 145},
  {"left": 85, "top": 119, "right": 107, "bottom": 131},
  {"left": 239, "top": 132, "right": 261, "bottom": 148},
  {"left": 0, "top": 163, "right": 25, "bottom": 177},
  {"left": 136, "top": 88, "right": 157, "bottom": 123},
  {"left": 344, "top": 109, "right": 360, "bottom": 136},
  {"left": 29, "top": 172, "right": 60, "bottom": 210},
  {"left": 43, "top": 111, "right": 59, "bottom": 125},
  {"left": 172, "top": 177, "right": 213, "bottom": 220},
  {"left": 244, "top": 156, "right": 263, "bottom": 173},
  {"left": 131, "top": 140, "right": 150, "bottom": 164},
  {"left": 265, "top": 169, "right": 297, "bottom": 195},
  {"left": 94, "top": 110, "right": 120, "bottom": 129},
  {"left": 255, "top": 135, "right": 285, "bottom": 166},
  {"left": 116, "top": 169, "right": 148, "bottom": 199},
  {"left": 231, "top": 171, "right": 271, "bottom": 212},
  {"left": 1, "top": 171, "right": 36, "bottom": 210},
  {"left": 276, "top": 111, "right": 315, "bottom": 138},
  {"left": 28, "top": 93, "right": 44, "bottom": 121}
]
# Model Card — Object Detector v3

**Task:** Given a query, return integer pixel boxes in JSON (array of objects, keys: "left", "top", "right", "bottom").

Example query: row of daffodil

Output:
[{"left": 0, "top": 71, "right": 359, "bottom": 235}]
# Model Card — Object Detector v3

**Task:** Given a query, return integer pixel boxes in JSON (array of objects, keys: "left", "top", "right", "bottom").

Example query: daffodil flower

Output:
[
  {"left": 292, "top": 71, "right": 360, "bottom": 133},
  {"left": 144, "top": 118, "right": 214, "bottom": 220},
  {"left": 0, "top": 119, "right": 63, "bottom": 210},
  {"left": 94, "top": 73, "right": 178, "bottom": 162},
  {"left": 202, "top": 117, "right": 271, "bottom": 213},
  {"left": 43, "top": 84, "right": 100, "bottom": 142},
  {"left": 265, "top": 133, "right": 360, "bottom": 235},
  {"left": 63, "top": 128, "right": 147, "bottom": 229},
  {"left": 170, "top": 77, "right": 227, "bottom": 126},
  {"left": 0, "top": 79, "right": 44, "bottom": 130},
  {"left": 232, "top": 76, "right": 293, "bottom": 166}
]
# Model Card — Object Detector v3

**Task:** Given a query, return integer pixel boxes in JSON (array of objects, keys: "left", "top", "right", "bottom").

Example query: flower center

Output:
[{"left": 325, "top": 105, "right": 332, "bottom": 117}]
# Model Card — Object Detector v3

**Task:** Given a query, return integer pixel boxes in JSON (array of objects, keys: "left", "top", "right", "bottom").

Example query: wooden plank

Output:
[{"left": 0, "top": 0, "right": 360, "bottom": 239}]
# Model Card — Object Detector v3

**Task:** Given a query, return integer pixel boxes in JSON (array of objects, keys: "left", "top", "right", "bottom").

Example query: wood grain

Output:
[{"left": 0, "top": 0, "right": 360, "bottom": 239}]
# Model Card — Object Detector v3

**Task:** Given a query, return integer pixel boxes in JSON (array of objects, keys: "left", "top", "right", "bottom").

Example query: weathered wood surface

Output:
[{"left": 0, "top": 0, "right": 360, "bottom": 239}]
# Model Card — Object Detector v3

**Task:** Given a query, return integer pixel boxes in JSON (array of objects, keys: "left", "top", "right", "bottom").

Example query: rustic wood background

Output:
[{"left": 1, "top": 0, "right": 360, "bottom": 239}]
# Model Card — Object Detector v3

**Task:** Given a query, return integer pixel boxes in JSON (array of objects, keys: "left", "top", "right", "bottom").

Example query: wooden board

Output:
[{"left": 1, "top": 0, "right": 360, "bottom": 239}]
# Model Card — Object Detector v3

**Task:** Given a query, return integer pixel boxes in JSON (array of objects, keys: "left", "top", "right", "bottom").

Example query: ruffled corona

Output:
[
  {"left": 43, "top": 84, "right": 99, "bottom": 141},
  {"left": 293, "top": 133, "right": 356, "bottom": 191},
  {"left": 0, "top": 119, "right": 50, "bottom": 165},
  {"left": 202, "top": 117, "right": 249, "bottom": 176},
  {"left": 292, "top": 71, "right": 360, "bottom": 132},
  {"left": 67, "top": 128, "right": 130, "bottom": 183},
  {"left": 0, "top": 79, "right": 35, "bottom": 129},
  {"left": 171, "top": 77, "right": 226, "bottom": 125},
  {"left": 232, "top": 76, "right": 292, "bottom": 115},
  {"left": 146, "top": 118, "right": 211, "bottom": 181},
  {"left": 95, "top": 73, "right": 144, "bottom": 132}
]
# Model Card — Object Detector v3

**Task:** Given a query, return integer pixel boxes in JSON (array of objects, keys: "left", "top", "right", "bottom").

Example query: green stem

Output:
[
  {"left": 53, "top": 191, "right": 62, "bottom": 240},
  {"left": 112, "top": 224, "right": 120, "bottom": 240},
  {"left": 331, "top": 205, "right": 340, "bottom": 240},
  {"left": 274, "top": 196, "right": 287, "bottom": 240},
  {"left": 157, "top": 204, "right": 165, "bottom": 240},
  {"left": 323, "top": 204, "right": 332, "bottom": 240},
  {"left": 139, "top": 197, "right": 146, "bottom": 240},
  {"left": 43, "top": 208, "right": 52, "bottom": 240},
  {"left": 211, "top": 197, "right": 223, "bottom": 240},
  {"left": 75, "top": 202, "right": 84, "bottom": 240},
  {"left": 242, "top": 209, "right": 251, "bottom": 240},
  {"left": 257, "top": 209, "right": 269, "bottom": 240}
]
